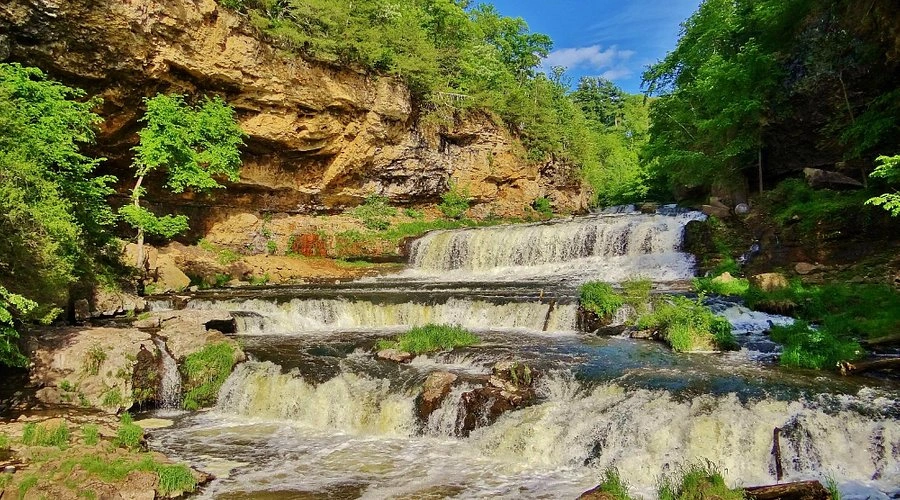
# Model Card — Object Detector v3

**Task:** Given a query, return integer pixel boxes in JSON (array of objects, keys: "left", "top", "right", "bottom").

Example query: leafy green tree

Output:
[
  {"left": 0, "top": 63, "right": 115, "bottom": 305},
  {"left": 866, "top": 155, "right": 900, "bottom": 216},
  {"left": 572, "top": 77, "right": 626, "bottom": 130},
  {"left": 0, "top": 286, "right": 34, "bottom": 368},
  {"left": 122, "top": 94, "right": 244, "bottom": 268}
]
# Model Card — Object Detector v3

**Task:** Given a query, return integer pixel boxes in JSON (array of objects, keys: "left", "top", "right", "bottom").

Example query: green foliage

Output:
[
  {"left": 825, "top": 476, "right": 841, "bottom": 500},
  {"left": 351, "top": 194, "right": 398, "bottom": 231},
  {"left": 531, "top": 197, "right": 552, "bottom": 217},
  {"left": 638, "top": 295, "right": 736, "bottom": 352},
  {"left": 867, "top": 154, "right": 900, "bottom": 216},
  {"left": 101, "top": 387, "right": 124, "bottom": 408},
  {"left": 376, "top": 324, "right": 480, "bottom": 355},
  {"left": 18, "top": 474, "right": 38, "bottom": 497},
  {"left": 121, "top": 93, "right": 244, "bottom": 251},
  {"left": 21, "top": 421, "right": 70, "bottom": 448},
  {"left": 181, "top": 342, "right": 237, "bottom": 410},
  {"left": 0, "top": 63, "right": 115, "bottom": 339},
  {"left": 0, "top": 433, "right": 10, "bottom": 450},
  {"left": 81, "top": 424, "right": 100, "bottom": 446},
  {"left": 0, "top": 285, "right": 36, "bottom": 367},
  {"left": 0, "top": 472, "right": 11, "bottom": 490},
  {"left": 763, "top": 179, "right": 874, "bottom": 234},
  {"left": 439, "top": 182, "right": 471, "bottom": 219},
  {"left": 769, "top": 321, "right": 862, "bottom": 370},
  {"left": 61, "top": 455, "right": 196, "bottom": 495},
  {"left": 594, "top": 467, "right": 633, "bottom": 500},
  {"left": 154, "top": 462, "right": 198, "bottom": 495},
  {"left": 248, "top": 274, "right": 270, "bottom": 286},
  {"left": 198, "top": 239, "right": 242, "bottom": 265},
  {"left": 265, "top": 240, "right": 278, "bottom": 255},
  {"left": 579, "top": 282, "right": 624, "bottom": 319},
  {"left": 657, "top": 460, "right": 743, "bottom": 500},
  {"left": 114, "top": 413, "right": 143, "bottom": 450},
  {"left": 404, "top": 208, "right": 425, "bottom": 219}
]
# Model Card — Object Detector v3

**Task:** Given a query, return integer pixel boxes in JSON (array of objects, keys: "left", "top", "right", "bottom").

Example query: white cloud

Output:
[{"left": 542, "top": 45, "right": 635, "bottom": 72}]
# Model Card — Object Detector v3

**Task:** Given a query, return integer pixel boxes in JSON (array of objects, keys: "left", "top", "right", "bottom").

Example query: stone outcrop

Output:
[
  {"left": 803, "top": 168, "right": 864, "bottom": 190},
  {"left": 750, "top": 272, "right": 789, "bottom": 292},
  {"left": 0, "top": 0, "right": 589, "bottom": 233},
  {"left": 27, "top": 327, "right": 156, "bottom": 412}
]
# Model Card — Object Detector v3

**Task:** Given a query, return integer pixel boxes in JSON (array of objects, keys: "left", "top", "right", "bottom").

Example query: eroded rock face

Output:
[{"left": 0, "top": 0, "right": 589, "bottom": 226}]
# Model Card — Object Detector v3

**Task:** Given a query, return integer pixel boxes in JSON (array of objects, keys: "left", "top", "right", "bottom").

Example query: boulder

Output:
[
  {"left": 803, "top": 168, "right": 864, "bottom": 190},
  {"left": 416, "top": 371, "right": 458, "bottom": 422},
  {"left": 750, "top": 273, "right": 789, "bottom": 292},
  {"left": 376, "top": 348, "right": 414, "bottom": 364},
  {"left": 712, "top": 272, "right": 737, "bottom": 284},
  {"left": 153, "top": 253, "right": 191, "bottom": 292},
  {"left": 701, "top": 204, "right": 731, "bottom": 219},
  {"left": 91, "top": 287, "right": 146, "bottom": 318},
  {"left": 153, "top": 310, "right": 244, "bottom": 363},
  {"left": 578, "top": 486, "right": 620, "bottom": 500},
  {"left": 638, "top": 203, "right": 659, "bottom": 214},
  {"left": 27, "top": 327, "right": 155, "bottom": 412}
]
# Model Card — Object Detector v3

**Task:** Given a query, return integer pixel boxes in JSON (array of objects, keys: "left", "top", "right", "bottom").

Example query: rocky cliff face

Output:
[{"left": 0, "top": 0, "right": 589, "bottom": 227}]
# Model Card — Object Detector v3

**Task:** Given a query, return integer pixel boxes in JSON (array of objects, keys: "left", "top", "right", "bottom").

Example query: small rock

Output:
[
  {"left": 417, "top": 371, "right": 458, "bottom": 422},
  {"left": 794, "top": 262, "right": 824, "bottom": 275},
  {"left": 750, "top": 272, "right": 789, "bottom": 292},
  {"left": 638, "top": 202, "right": 658, "bottom": 214},
  {"left": 376, "top": 348, "right": 414, "bottom": 363},
  {"left": 578, "top": 486, "right": 619, "bottom": 500},
  {"left": 734, "top": 202, "right": 750, "bottom": 215}
]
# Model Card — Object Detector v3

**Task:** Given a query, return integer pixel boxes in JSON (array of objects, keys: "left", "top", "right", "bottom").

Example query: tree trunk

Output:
[
  {"left": 758, "top": 146, "right": 764, "bottom": 194},
  {"left": 838, "top": 357, "right": 900, "bottom": 375},
  {"left": 133, "top": 175, "right": 145, "bottom": 270},
  {"left": 744, "top": 481, "right": 830, "bottom": 500}
]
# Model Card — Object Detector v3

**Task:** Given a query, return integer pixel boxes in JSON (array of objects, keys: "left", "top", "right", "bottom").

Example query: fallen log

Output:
[
  {"left": 838, "top": 358, "right": 900, "bottom": 376},
  {"left": 744, "top": 480, "right": 830, "bottom": 500},
  {"left": 860, "top": 333, "right": 900, "bottom": 347}
]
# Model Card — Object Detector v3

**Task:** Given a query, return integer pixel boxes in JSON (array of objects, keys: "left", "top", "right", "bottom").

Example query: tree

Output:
[
  {"left": 866, "top": 155, "right": 900, "bottom": 216},
  {"left": 572, "top": 77, "right": 626, "bottom": 130},
  {"left": 0, "top": 63, "right": 116, "bottom": 305},
  {"left": 121, "top": 94, "right": 244, "bottom": 269}
]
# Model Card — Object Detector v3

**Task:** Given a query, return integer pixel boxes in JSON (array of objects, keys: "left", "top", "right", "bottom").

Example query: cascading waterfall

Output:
[
  {"left": 152, "top": 337, "right": 182, "bottom": 409},
  {"left": 406, "top": 212, "right": 704, "bottom": 282},
  {"left": 202, "top": 363, "right": 899, "bottom": 495},
  {"left": 188, "top": 296, "right": 579, "bottom": 335}
]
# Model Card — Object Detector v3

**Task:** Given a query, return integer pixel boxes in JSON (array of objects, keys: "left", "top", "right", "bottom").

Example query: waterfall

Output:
[
  {"left": 152, "top": 337, "right": 182, "bottom": 409},
  {"left": 209, "top": 363, "right": 899, "bottom": 493},
  {"left": 188, "top": 297, "right": 579, "bottom": 335},
  {"left": 406, "top": 212, "right": 704, "bottom": 282}
]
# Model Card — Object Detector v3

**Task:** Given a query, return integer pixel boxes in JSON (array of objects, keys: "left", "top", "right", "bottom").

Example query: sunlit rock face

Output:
[{"left": 0, "top": 0, "right": 589, "bottom": 228}]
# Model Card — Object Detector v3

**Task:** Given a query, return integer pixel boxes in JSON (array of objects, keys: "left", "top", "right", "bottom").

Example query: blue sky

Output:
[{"left": 487, "top": 0, "right": 701, "bottom": 93}]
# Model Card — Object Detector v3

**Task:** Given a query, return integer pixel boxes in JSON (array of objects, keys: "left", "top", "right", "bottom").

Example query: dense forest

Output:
[{"left": 1, "top": 0, "right": 899, "bottom": 367}]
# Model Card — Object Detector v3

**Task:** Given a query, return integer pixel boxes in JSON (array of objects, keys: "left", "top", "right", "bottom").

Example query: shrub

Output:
[
  {"left": 532, "top": 197, "right": 553, "bottom": 217},
  {"left": 658, "top": 460, "right": 743, "bottom": 500},
  {"left": 376, "top": 324, "right": 480, "bottom": 355},
  {"left": 692, "top": 275, "right": 750, "bottom": 297},
  {"left": 265, "top": 240, "right": 278, "bottom": 255},
  {"left": 404, "top": 208, "right": 425, "bottom": 219},
  {"left": 84, "top": 344, "right": 107, "bottom": 376},
  {"left": 101, "top": 387, "right": 124, "bottom": 409},
  {"left": 638, "top": 295, "right": 736, "bottom": 352},
  {"left": 439, "top": 182, "right": 471, "bottom": 219},
  {"left": 351, "top": 194, "right": 397, "bottom": 231},
  {"left": 579, "top": 282, "right": 624, "bottom": 319},
  {"left": 181, "top": 342, "right": 237, "bottom": 410},
  {"left": 769, "top": 321, "right": 862, "bottom": 370},
  {"left": 114, "top": 413, "right": 143, "bottom": 450}
]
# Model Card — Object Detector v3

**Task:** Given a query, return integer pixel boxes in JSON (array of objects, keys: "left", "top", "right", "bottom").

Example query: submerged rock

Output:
[
  {"left": 376, "top": 349, "right": 414, "bottom": 364},
  {"left": 416, "top": 371, "right": 458, "bottom": 422}
]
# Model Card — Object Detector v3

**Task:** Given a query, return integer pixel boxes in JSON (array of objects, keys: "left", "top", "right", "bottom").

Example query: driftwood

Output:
[
  {"left": 772, "top": 427, "right": 783, "bottom": 481},
  {"left": 744, "top": 480, "right": 830, "bottom": 500},
  {"left": 838, "top": 357, "right": 900, "bottom": 375}
]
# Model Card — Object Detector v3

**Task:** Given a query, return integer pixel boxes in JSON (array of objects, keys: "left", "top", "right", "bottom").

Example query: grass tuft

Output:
[
  {"left": 657, "top": 460, "right": 743, "bottom": 500},
  {"left": 81, "top": 424, "right": 100, "bottom": 446},
  {"left": 181, "top": 342, "right": 238, "bottom": 410},
  {"left": 21, "top": 421, "right": 70, "bottom": 448},
  {"left": 114, "top": 413, "right": 143, "bottom": 450},
  {"left": 595, "top": 467, "right": 633, "bottom": 500},
  {"left": 637, "top": 296, "right": 736, "bottom": 352},
  {"left": 579, "top": 281, "right": 624, "bottom": 319},
  {"left": 769, "top": 321, "right": 862, "bottom": 370},
  {"left": 376, "top": 324, "right": 480, "bottom": 355}
]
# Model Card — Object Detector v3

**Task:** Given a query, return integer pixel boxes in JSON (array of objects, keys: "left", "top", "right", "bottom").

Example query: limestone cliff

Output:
[{"left": 0, "top": 0, "right": 589, "bottom": 230}]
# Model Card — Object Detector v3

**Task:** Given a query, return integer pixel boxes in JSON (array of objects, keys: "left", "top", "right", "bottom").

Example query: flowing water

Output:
[{"left": 144, "top": 211, "right": 900, "bottom": 498}]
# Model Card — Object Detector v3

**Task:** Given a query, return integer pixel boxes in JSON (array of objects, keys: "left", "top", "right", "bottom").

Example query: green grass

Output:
[
  {"left": 0, "top": 432, "right": 9, "bottom": 450},
  {"left": 81, "top": 424, "right": 100, "bottom": 446},
  {"left": 101, "top": 387, "right": 124, "bottom": 408},
  {"left": 21, "top": 422, "right": 70, "bottom": 448},
  {"left": 248, "top": 273, "right": 270, "bottom": 285},
  {"left": 763, "top": 178, "right": 876, "bottom": 235},
  {"left": 83, "top": 344, "right": 107, "bottom": 376},
  {"left": 657, "top": 461, "right": 743, "bottom": 500},
  {"left": 0, "top": 471, "right": 12, "bottom": 489},
  {"left": 181, "top": 342, "right": 238, "bottom": 410},
  {"left": 532, "top": 197, "right": 553, "bottom": 217},
  {"left": 376, "top": 324, "right": 480, "bottom": 355},
  {"left": 637, "top": 296, "right": 736, "bottom": 352},
  {"left": 18, "top": 474, "right": 39, "bottom": 497},
  {"left": 61, "top": 455, "right": 196, "bottom": 495},
  {"left": 579, "top": 281, "right": 624, "bottom": 319},
  {"left": 594, "top": 467, "right": 633, "bottom": 500},
  {"left": 351, "top": 194, "right": 398, "bottom": 231},
  {"left": 198, "top": 238, "right": 242, "bottom": 265},
  {"left": 825, "top": 476, "right": 842, "bottom": 500},
  {"left": 439, "top": 182, "right": 470, "bottom": 219},
  {"left": 114, "top": 413, "right": 143, "bottom": 450},
  {"left": 692, "top": 275, "right": 750, "bottom": 297},
  {"left": 769, "top": 321, "right": 863, "bottom": 370}
]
